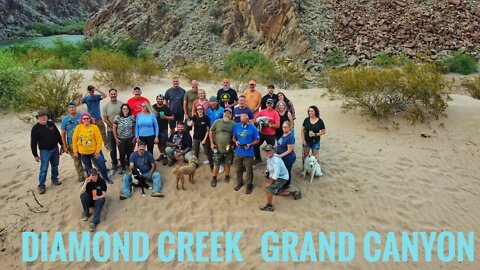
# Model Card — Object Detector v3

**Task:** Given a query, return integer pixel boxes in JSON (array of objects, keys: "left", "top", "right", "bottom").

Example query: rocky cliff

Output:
[
  {"left": 84, "top": 0, "right": 479, "bottom": 72},
  {"left": 0, "top": 0, "right": 105, "bottom": 39}
]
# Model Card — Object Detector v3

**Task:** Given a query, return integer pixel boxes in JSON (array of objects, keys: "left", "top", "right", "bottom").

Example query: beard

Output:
[
  {"left": 223, "top": 116, "right": 230, "bottom": 122},
  {"left": 223, "top": 87, "right": 229, "bottom": 91}
]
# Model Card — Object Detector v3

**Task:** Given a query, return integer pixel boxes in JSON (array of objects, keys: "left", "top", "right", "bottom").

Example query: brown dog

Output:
[{"left": 172, "top": 155, "right": 198, "bottom": 190}]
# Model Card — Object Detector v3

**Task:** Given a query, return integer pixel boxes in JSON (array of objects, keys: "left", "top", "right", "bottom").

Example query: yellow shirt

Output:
[
  {"left": 72, "top": 124, "right": 103, "bottom": 155},
  {"left": 243, "top": 89, "right": 262, "bottom": 113}
]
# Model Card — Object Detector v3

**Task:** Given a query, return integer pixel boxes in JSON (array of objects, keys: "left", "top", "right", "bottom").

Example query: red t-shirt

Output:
[
  {"left": 127, "top": 96, "right": 150, "bottom": 117},
  {"left": 255, "top": 109, "right": 280, "bottom": 135}
]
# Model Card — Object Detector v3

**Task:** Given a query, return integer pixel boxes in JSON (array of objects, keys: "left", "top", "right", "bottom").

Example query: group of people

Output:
[{"left": 30, "top": 77, "right": 326, "bottom": 231}]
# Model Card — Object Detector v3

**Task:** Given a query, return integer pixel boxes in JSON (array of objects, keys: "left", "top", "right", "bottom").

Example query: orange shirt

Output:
[{"left": 243, "top": 89, "right": 262, "bottom": 113}]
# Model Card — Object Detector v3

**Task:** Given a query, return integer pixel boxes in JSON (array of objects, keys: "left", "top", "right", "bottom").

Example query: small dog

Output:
[
  {"left": 302, "top": 154, "right": 323, "bottom": 183},
  {"left": 172, "top": 155, "right": 198, "bottom": 190},
  {"left": 131, "top": 168, "right": 150, "bottom": 196},
  {"left": 256, "top": 116, "right": 271, "bottom": 131}
]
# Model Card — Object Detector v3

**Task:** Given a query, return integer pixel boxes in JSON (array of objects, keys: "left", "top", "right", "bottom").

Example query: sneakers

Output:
[
  {"left": 168, "top": 159, "right": 177, "bottom": 167},
  {"left": 108, "top": 169, "right": 116, "bottom": 178},
  {"left": 82, "top": 212, "right": 90, "bottom": 221},
  {"left": 38, "top": 187, "right": 46, "bottom": 194},
  {"left": 210, "top": 176, "right": 217, "bottom": 187},
  {"left": 52, "top": 180, "right": 62, "bottom": 186},
  {"left": 245, "top": 184, "right": 253, "bottom": 194},
  {"left": 105, "top": 178, "right": 113, "bottom": 184},
  {"left": 150, "top": 192, "right": 164, "bottom": 197},
  {"left": 89, "top": 222, "right": 96, "bottom": 232},
  {"left": 293, "top": 190, "right": 302, "bottom": 200},
  {"left": 234, "top": 182, "right": 243, "bottom": 191},
  {"left": 224, "top": 175, "right": 230, "bottom": 183},
  {"left": 260, "top": 203, "right": 274, "bottom": 212},
  {"left": 119, "top": 193, "right": 129, "bottom": 200}
]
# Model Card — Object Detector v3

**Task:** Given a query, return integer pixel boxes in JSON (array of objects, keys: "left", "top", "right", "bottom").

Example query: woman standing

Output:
[
  {"left": 72, "top": 112, "right": 112, "bottom": 184},
  {"left": 135, "top": 102, "right": 159, "bottom": 154},
  {"left": 275, "top": 121, "right": 296, "bottom": 189},
  {"left": 191, "top": 89, "right": 209, "bottom": 116},
  {"left": 113, "top": 104, "right": 136, "bottom": 174},
  {"left": 276, "top": 92, "right": 296, "bottom": 120},
  {"left": 275, "top": 100, "right": 294, "bottom": 140},
  {"left": 300, "top": 106, "right": 326, "bottom": 163}
]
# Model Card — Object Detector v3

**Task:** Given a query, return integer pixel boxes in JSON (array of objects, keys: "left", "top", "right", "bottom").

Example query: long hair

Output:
[
  {"left": 308, "top": 105, "right": 320, "bottom": 118},
  {"left": 119, "top": 104, "right": 132, "bottom": 118},
  {"left": 277, "top": 92, "right": 291, "bottom": 104}
]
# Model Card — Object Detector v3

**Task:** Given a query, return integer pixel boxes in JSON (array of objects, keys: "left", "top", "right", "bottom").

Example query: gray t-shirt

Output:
[{"left": 102, "top": 100, "right": 124, "bottom": 131}]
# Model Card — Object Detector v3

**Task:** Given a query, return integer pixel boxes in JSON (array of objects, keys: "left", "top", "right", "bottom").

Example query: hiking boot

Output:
[
  {"left": 293, "top": 190, "right": 302, "bottom": 200},
  {"left": 260, "top": 204, "right": 274, "bottom": 212},
  {"left": 151, "top": 192, "right": 164, "bottom": 197},
  {"left": 82, "top": 212, "right": 90, "bottom": 221},
  {"left": 89, "top": 222, "right": 96, "bottom": 232},
  {"left": 245, "top": 184, "right": 254, "bottom": 194},
  {"left": 224, "top": 175, "right": 230, "bottom": 183},
  {"left": 210, "top": 176, "right": 217, "bottom": 187},
  {"left": 168, "top": 159, "right": 177, "bottom": 167},
  {"left": 38, "top": 187, "right": 46, "bottom": 194},
  {"left": 52, "top": 181, "right": 62, "bottom": 186},
  {"left": 234, "top": 182, "right": 243, "bottom": 191},
  {"left": 119, "top": 194, "right": 129, "bottom": 200}
]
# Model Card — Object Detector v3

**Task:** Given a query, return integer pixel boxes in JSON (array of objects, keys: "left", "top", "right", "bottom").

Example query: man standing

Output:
[
  {"left": 78, "top": 85, "right": 108, "bottom": 148},
  {"left": 233, "top": 95, "right": 254, "bottom": 123},
  {"left": 165, "top": 122, "right": 193, "bottom": 166},
  {"left": 232, "top": 114, "right": 260, "bottom": 194},
  {"left": 102, "top": 89, "right": 124, "bottom": 173},
  {"left": 79, "top": 168, "right": 107, "bottom": 231},
  {"left": 61, "top": 102, "right": 85, "bottom": 182},
  {"left": 260, "top": 144, "right": 301, "bottom": 212},
  {"left": 243, "top": 80, "right": 263, "bottom": 115},
  {"left": 165, "top": 77, "right": 186, "bottom": 135},
  {"left": 120, "top": 142, "right": 164, "bottom": 199},
  {"left": 217, "top": 78, "right": 238, "bottom": 109},
  {"left": 183, "top": 80, "right": 199, "bottom": 123},
  {"left": 31, "top": 110, "right": 63, "bottom": 194},
  {"left": 152, "top": 93, "right": 174, "bottom": 164},
  {"left": 260, "top": 85, "right": 278, "bottom": 110},
  {"left": 127, "top": 86, "right": 150, "bottom": 118},
  {"left": 209, "top": 108, "right": 235, "bottom": 187},
  {"left": 254, "top": 98, "right": 280, "bottom": 164}
]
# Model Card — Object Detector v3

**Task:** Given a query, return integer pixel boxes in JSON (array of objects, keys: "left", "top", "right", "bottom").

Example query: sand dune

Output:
[{"left": 0, "top": 71, "right": 479, "bottom": 269}]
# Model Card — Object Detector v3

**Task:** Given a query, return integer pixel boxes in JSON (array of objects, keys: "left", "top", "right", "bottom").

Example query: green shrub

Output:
[
  {"left": 326, "top": 63, "right": 452, "bottom": 124},
  {"left": 45, "top": 39, "right": 84, "bottom": 68},
  {"left": 443, "top": 52, "right": 478, "bottom": 75},
  {"left": 461, "top": 76, "right": 480, "bottom": 100},
  {"left": 324, "top": 49, "right": 347, "bottom": 67},
  {"left": 207, "top": 22, "right": 223, "bottom": 36},
  {"left": 223, "top": 50, "right": 274, "bottom": 79},
  {"left": 272, "top": 58, "right": 306, "bottom": 89},
  {"left": 82, "top": 35, "right": 110, "bottom": 51},
  {"left": 135, "top": 54, "right": 163, "bottom": 82},
  {"left": 84, "top": 49, "right": 136, "bottom": 89},
  {"left": 176, "top": 62, "right": 219, "bottom": 82},
  {"left": 0, "top": 51, "right": 34, "bottom": 109},
  {"left": 115, "top": 36, "right": 141, "bottom": 58},
  {"left": 372, "top": 53, "right": 394, "bottom": 67},
  {"left": 27, "top": 22, "right": 61, "bottom": 36},
  {"left": 25, "top": 71, "right": 83, "bottom": 120}
]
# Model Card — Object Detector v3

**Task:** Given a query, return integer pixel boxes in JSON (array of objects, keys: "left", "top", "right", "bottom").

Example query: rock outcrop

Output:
[{"left": 0, "top": 0, "right": 105, "bottom": 39}]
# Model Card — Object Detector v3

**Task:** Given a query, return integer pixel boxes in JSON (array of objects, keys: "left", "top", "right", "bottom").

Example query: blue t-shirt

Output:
[
  {"left": 82, "top": 94, "right": 103, "bottom": 119},
  {"left": 164, "top": 87, "right": 186, "bottom": 114},
  {"left": 233, "top": 123, "right": 259, "bottom": 157},
  {"left": 276, "top": 132, "right": 296, "bottom": 163},
  {"left": 207, "top": 106, "right": 224, "bottom": 126},
  {"left": 61, "top": 113, "right": 81, "bottom": 145},
  {"left": 129, "top": 151, "right": 155, "bottom": 174},
  {"left": 233, "top": 106, "right": 254, "bottom": 123},
  {"left": 136, "top": 113, "right": 159, "bottom": 137}
]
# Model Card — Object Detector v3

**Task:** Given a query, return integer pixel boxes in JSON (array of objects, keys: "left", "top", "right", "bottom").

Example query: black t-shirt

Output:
[
  {"left": 217, "top": 88, "right": 238, "bottom": 108},
  {"left": 85, "top": 177, "right": 107, "bottom": 198},
  {"left": 261, "top": 93, "right": 278, "bottom": 110},
  {"left": 276, "top": 111, "right": 290, "bottom": 138},
  {"left": 152, "top": 104, "right": 172, "bottom": 131},
  {"left": 192, "top": 115, "right": 210, "bottom": 140},
  {"left": 302, "top": 117, "right": 325, "bottom": 144}
]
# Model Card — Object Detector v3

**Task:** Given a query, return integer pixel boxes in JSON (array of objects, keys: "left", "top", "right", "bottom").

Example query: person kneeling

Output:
[
  {"left": 80, "top": 168, "right": 107, "bottom": 232},
  {"left": 260, "top": 144, "right": 301, "bottom": 212},
  {"left": 120, "top": 142, "right": 163, "bottom": 199}
]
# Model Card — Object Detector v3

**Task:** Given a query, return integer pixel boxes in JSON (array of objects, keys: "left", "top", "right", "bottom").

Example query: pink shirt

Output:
[
  {"left": 255, "top": 108, "right": 280, "bottom": 135},
  {"left": 192, "top": 99, "right": 210, "bottom": 116}
]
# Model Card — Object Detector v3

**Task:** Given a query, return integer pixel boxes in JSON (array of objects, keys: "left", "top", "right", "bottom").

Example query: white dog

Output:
[
  {"left": 256, "top": 116, "right": 271, "bottom": 130},
  {"left": 302, "top": 154, "right": 323, "bottom": 183}
]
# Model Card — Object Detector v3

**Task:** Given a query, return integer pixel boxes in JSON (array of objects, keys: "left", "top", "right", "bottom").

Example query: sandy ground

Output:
[{"left": 0, "top": 70, "right": 479, "bottom": 269}]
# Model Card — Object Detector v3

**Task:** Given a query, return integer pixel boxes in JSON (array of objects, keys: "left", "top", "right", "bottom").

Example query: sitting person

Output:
[
  {"left": 260, "top": 144, "right": 301, "bottom": 212},
  {"left": 79, "top": 168, "right": 107, "bottom": 232},
  {"left": 165, "top": 122, "right": 193, "bottom": 166},
  {"left": 120, "top": 142, "right": 163, "bottom": 199}
]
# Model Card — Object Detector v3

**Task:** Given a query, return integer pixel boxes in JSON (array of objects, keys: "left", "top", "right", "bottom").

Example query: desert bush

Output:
[
  {"left": 176, "top": 62, "right": 219, "bottom": 82},
  {"left": 82, "top": 35, "right": 110, "bottom": 51},
  {"left": 372, "top": 53, "right": 394, "bottom": 67},
  {"left": 442, "top": 52, "right": 478, "bottom": 75},
  {"left": 24, "top": 71, "right": 83, "bottom": 120},
  {"left": 461, "top": 76, "right": 480, "bottom": 100},
  {"left": 115, "top": 36, "right": 141, "bottom": 58},
  {"left": 135, "top": 54, "right": 163, "bottom": 82},
  {"left": 0, "top": 51, "right": 34, "bottom": 109},
  {"left": 207, "top": 22, "right": 223, "bottom": 36},
  {"left": 272, "top": 58, "right": 306, "bottom": 89},
  {"left": 84, "top": 49, "right": 136, "bottom": 89},
  {"left": 224, "top": 50, "right": 273, "bottom": 74},
  {"left": 324, "top": 49, "right": 347, "bottom": 67},
  {"left": 326, "top": 63, "right": 452, "bottom": 124}
]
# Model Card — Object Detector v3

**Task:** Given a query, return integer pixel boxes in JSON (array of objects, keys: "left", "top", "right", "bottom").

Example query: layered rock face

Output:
[
  {"left": 84, "top": 0, "right": 479, "bottom": 71},
  {"left": 0, "top": 0, "right": 104, "bottom": 39}
]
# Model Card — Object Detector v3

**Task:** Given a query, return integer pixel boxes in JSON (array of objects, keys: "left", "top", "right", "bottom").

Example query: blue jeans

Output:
[
  {"left": 80, "top": 192, "right": 105, "bottom": 224},
  {"left": 122, "top": 171, "right": 162, "bottom": 197},
  {"left": 80, "top": 152, "right": 109, "bottom": 180},
  {"left": 38, "top": 147, "right": 60, "bottom": 188},
  {"left": 107, "top": 131, "right": 118, "bottom": 168},
  {"left": 282, "top": 156, "right": 295, "bottom": 187}
]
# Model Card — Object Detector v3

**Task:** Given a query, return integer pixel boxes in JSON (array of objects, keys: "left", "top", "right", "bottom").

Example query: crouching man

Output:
[
  {"left": 80, "top": 168, "right": 106, "bottom": 232},
  {"left": 260, "top": 144, "right": 301, "bottom": 212},
  {"left": 120, "top": 142, "right": 164, "bottom": 199}
]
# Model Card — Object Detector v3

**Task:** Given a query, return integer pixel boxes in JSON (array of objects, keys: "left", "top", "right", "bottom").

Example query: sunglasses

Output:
[
  {"left": 197, "top": 108, "right": 204, "bottom": 110},
  {"left": 82, "top": 117, "right": 90, "bottom": 120}
]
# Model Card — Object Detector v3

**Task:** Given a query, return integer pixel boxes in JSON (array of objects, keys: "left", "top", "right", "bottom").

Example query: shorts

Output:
[
  {"left": 159, "top": 128, "right": 168, "bottom": 146},
  {"left": 304, "top": 140, "right": 320, "bottom": 151},
  {"left": 213, "top": 151, "right": 233, "bottom": 166},
  {"left": 266, "top": 178, "right": 288, "bottom": 195},
  {"left": 169, "top": 113, "right": 184, "bottom": 129}
]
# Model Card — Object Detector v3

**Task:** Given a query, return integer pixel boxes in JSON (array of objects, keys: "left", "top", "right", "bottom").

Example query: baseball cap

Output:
[
  {"left": 224, "top": 107, "right": 232, "bottom": 113},
  {"left": 36, "top": 110, "right": 48, "bottom": 118},
  {"left": 67, "top": 102, "right": 76, "bottom": 107},
  {"left": 248, "top": 80, "right": 256, "bottom": 85},
  {"left": 89, "top": 168, "right": 98, "bottom": 175},
  {"left": 157, "top": 93, "right": 164, "bottom": 98},
  {"left": 137, "top": 141, "right": 146, "bottom": 149},
  {"left": 266, "top": 98, "right": 274, "bottom": 104},
  {"left": 209, "top": 96, "right": 217, "bottom": 102},
  {"left": 262, "top": 144, "right": 275, "bottom": 151}
]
